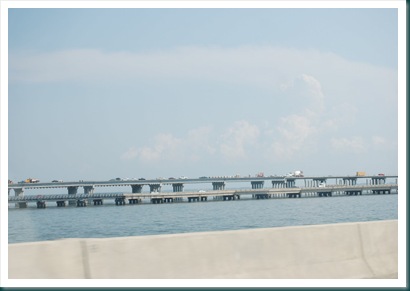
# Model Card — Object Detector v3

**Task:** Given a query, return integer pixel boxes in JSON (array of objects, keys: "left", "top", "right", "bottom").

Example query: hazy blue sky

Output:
[{"left": 8, "top": 7, "right": 399, "bottom": 182}]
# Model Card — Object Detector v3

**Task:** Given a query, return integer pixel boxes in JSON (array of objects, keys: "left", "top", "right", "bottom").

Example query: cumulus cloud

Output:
[
  {"left": 121, "top": 133, "right": 182, "bottom": 162},
  {"left": 9, "top": 45, "right": 395, "bottom": 92},
  {"left": 372, "top": 135, "right": 386, "bottom": 146},
  {"left": 279, "top": 73, "right": 326, "bottom": 114},
  {"left": 186, "top": 126, "right": 216, "bottom": 155},
  {"left": 219, "top": 120, "right": 260, "bottom": 160},
  {"left": 268, "top": 74, "right": 327, "bottom": 158},
  {"left": 301, "top": 74, "right": 325, "bottom": 111},
  {"left": 121, "top": 146, "right": 139, "bottom": 160},
  {"left": 121, "top": 121, "right": 263, "bottom": 163},
  {"left": 330, "top": 137, "right": 366, "bottom": 153},
  {"left": 270, "top": 114, "right": 317, "bottom": 158},
  {"left": 13, "top": 45, "right": 395, "bottom": 169},
  {"left": 277, "top": 114, "right": 317, "bottom": 142},
  {"left": 121, "top": 126, "right": 215, "bottom": 163},
  {"left": 371, "top": 135, "right": 397, "bottom": 151}
]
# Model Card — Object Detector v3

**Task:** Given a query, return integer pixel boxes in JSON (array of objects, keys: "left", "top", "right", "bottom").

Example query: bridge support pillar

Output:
[
  {"left": 343, "top": 178, "right": 357, "bottom": 185},
  {"left": 251, "top": 181, "right": 264, "bottom": 189},
  {"left": 77, "top": 200, "right": 87, "bottom": 207},
  {"left": 131, "top": 185, "right": 143, "bottom": 193},
  {"left": 172, "top": 183, "right": 184, "bottom": 192},
  {"left": 68, "top": 186, "right": 78, "bottom": 195},
  {"left": 83, "top": 187, "right": 95, "bottom": 206},
  {"left": 371, "top": 177, "right": 386, "bottom": 185},
  {"left": 272, "top": 181, "right": 285, "bottom": 188},
  {"left": 286, "top": 193, "right": 301, "bottom": 198},
  {"left": 318, "top": 191, "right": 332, "bottom": 197},
  {"left": 14, "top": 188, "right": 24, "bottom": 197},
  {"left": 255, "top": 193, "right": 269, "bottom": 199},
  {"left": 212, "top": 182, "right": 225, "bottom": 191},
  {"left": 56, "top": 201, "right": 66, "bottom": 207},
  {"left": 14, "top": 188, "right": 26, "bottom": 208},
  {"left": 94, "top": 199, "right": 104, "bottom": 205},
  {"left": 345, "top": 190, "right": 362, "bottom": 196},
  {"left": 115, "top": 197, "right": 126, "bottom": 205},
  {"left": 285, "top": 179, "right": 296, "bottom": 188},
  {"left": 68, "top": 186, "right": 78, "bottom": 206},
  {"left": 372, "top": 189, "right": 390, "bottom": 194},
  {"left": 16, "top": 202, "right": 28, "bottom": 208},
  {"left": 83, "top": 186, "right": 94, "bottom": 195},
  {"left": 149, "top": 184, "right": 162, "bottom": 193},
  {"left": 36, "top": 201, "right": 46, "bottom": 208},
  {"left": 313, "top": 178, "right": 327, "bottom": 187},
  {"left": 151, "top": 198, "right": 163, "bottom": 204}
]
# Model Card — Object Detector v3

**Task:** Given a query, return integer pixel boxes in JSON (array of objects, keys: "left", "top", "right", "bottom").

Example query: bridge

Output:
[
  {"left": 9, "top": 183, "right": 398, "bottom": 209},
  {"left": 8, "top": 174, "right": 397, "bottom": 193}
]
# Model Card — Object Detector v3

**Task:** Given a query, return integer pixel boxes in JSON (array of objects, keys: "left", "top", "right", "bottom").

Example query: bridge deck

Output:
[
  {"left": 8, "top": 175, "right": 398, "bottom": 189},
  {"left": 8, "top": 184, "right": 398, "bottom": 202}
]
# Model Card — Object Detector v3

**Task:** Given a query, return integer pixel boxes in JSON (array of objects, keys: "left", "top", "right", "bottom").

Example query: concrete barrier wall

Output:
[{"left": 8, "top": 220, "right": 398, "bottom": 279}]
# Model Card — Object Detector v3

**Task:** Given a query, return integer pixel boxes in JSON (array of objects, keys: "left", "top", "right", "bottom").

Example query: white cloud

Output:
[
  {"left": 219, "top": 120, "right": 260, "bottom": 160},
  {"left": 16, "top": 45, "right": 395, "bottom": 170},
  {"left": 322, "top": 103, "right": 359, "bottom": 130},
  {"left": 372, "top": 135, "right": 386, "bottom": 146},
  {"left": 121, "top": 121, "right": 263, "bottom": 163},
  {"left": 134, "top": 146, "right": 162, "bottom": 162},
  {"left": 9, "top": 45, "right": 396, "bottom": 94},
  {"left": 301, "top": 74, "right": 325, "bottom": 111},
  {"left": 121, "top": 127, "right": 216, "bottom": 163},
  {"left": 371, "top": 135, "right": 397, "bottom": 151},
  {"left": 277, "top": 114, "right": 317, "bottom": 142},
  {"left": 330, "top": 137, "right": 366, "bottom": 153},
  {"left": 270, "top": 114, "right": 317, "bottom": 158},
  {"left": 279, "top": 73, "right": 326, "bottom": 114},
  {"left": 268, "top": 74, "right": 327, "bottom": 159},
  {"left": 121, "top": 146, "right": 139, "bottom": 161},
  {"left": 186, "top": 126, "right": 216, "bottom": 156},
  {"left": 121, "top": 133, "right": 181, "bottom": 162}
]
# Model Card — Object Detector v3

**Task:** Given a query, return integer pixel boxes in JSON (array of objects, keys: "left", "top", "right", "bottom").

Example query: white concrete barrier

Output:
[{"left": 8, "top": 220, "right": 397, "bottom": 279}]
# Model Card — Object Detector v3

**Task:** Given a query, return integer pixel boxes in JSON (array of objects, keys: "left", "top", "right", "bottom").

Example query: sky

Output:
[{"left": 6, "top": 6, "right": 400, "bottom": 183}]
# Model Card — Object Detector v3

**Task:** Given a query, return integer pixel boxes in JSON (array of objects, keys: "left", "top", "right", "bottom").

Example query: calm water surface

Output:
[{"left": 8, "top": 194, "right": 398, "bottom": 244}]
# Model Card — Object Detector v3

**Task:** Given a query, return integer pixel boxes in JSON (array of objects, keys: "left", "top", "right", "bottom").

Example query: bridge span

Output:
[
  {"left": 8, "top": 174, "right": 398, "bottom": 196},
  {"left": 9, "top": 184, "right": 398, "bottom": 209}
]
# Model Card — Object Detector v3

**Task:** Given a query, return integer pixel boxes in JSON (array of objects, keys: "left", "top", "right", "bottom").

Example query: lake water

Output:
[{"left": 8, "top": 193, "right": 398, "bottom": 244}]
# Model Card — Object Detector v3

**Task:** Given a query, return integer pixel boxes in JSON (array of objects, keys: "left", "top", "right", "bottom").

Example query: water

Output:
[{"left": 8, "top": 194, "right": 398, "bottom": 244}]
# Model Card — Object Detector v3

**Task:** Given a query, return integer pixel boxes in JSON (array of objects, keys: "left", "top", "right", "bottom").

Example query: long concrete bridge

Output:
[
  {"left": 8, "top": 174, "right": 397, "bottom": 195},
  {"left": 9, "top": 183, "right": 398, "bottom": 209}
]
